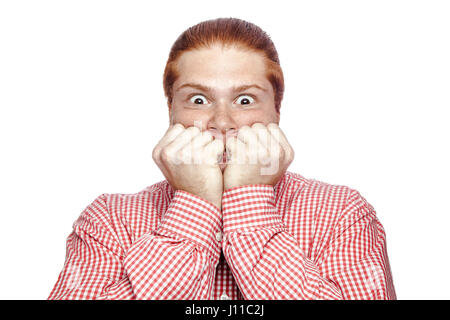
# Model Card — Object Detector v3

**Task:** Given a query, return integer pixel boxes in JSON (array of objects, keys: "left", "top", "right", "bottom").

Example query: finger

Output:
[
  {"left": 191, "top": 130, "right": 214, "bottom": 149},
  {"left": 251, "top": 123, "right": 272, "bottom": 164},
  {"left": 158, "top": 123, "right": 185, "bottom": 147},
  {"left": 189, "top": 131, "right": 214, "bottom": 164},
  {"left": 179, "top": 142, "right": 194, "bottom": 164},
  {"left": 266, "top": 123, "right": 288, "bottom": 150},
  {"left": 238, "top": 123, "right": 269, "bottom": 164},
  {"left": 267, "top": 123, "right": 294, "bottom": 161},
  {"left": 238, "top": 125, "right": 269, "bottom": 164},
  {"left": 152, "top": 124, "right": 185, "bottom": 164},
  {"left": 237, "top": 125, "right": 258, "bottom": 145},
  {"left": 268, "top": 133, "right": 282, "bottom": 158},
  {"left": 165, "top": 126, "right": 201, "bottom": 156},
  {"left": 226, "top": 137, "right": 247, "bottom": 164},
  {"left": 254, "top": 123, "right": 283, "bottom": 160},
  {"left": 203, "top": 139, "right": 224, "bottom": 165},
  {"left": 251, "top": 123, "right": 271, "bottom": 148}
]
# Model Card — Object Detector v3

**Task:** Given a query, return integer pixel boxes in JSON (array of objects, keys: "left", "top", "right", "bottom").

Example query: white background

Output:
[{"left": 0, "top": 0, "right": 449, "bottom": 299}]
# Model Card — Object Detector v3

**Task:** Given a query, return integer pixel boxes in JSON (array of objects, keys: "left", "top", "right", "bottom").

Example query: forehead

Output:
[{"left": 174, "top": 45, "right": 270, "bottom": 90}]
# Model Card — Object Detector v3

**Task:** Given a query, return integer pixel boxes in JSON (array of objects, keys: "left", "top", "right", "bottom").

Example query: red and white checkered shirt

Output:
[{"left": 48, "top": 171, "right": 396, "bottom": 300}]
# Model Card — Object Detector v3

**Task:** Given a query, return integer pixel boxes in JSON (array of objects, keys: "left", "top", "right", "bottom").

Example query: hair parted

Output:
[{"left": 163, "top": 17, "right": 285, "bottom": 113}]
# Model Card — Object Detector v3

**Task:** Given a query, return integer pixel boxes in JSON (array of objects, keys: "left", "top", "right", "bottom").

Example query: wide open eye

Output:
[
  {"left": 235, "top": 95, "right": 255, "bottom": 105},
  {"left": 189, "top": 95, "right": 208, "bottom": 105}
]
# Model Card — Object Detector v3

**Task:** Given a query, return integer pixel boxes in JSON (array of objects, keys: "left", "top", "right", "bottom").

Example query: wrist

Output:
[
  {"left": 222, "top": 184, "right": 282, "bottom": 234},
  {"left": 157, "top": 189, "right": 222, "bottom": 257},
  {"left": 224, "top": 180, "right": 239, "bottom": 191},
  {"left": 206, "top": 195, "right": 222, "bottom": 210},
  {"left": 191, "top": 191, "right": 222, "bottom": 210},
  {"left": 176, "top": 188, "right": 222, "bottom": 210}
]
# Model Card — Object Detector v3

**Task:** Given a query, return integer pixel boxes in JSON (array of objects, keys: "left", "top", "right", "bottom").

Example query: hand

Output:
[
  {"left": 152, "top": 124, "right": 224, "bottom": 209},
  {"left": 223, "top": 123, "right": 294, "bottom": 190}
]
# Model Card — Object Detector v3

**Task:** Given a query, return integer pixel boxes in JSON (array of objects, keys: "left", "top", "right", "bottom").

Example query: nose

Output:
[{"left": 207, "top": 105, "right": 237, "bottom": 144}]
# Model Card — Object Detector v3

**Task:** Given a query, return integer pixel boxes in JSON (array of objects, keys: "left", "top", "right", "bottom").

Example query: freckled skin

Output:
[
  {"left": 153, "top": 44, "right": 292, "bottom": 207},
  {"left": 169, "top": 45, "right": 280, "bottom": 171}
]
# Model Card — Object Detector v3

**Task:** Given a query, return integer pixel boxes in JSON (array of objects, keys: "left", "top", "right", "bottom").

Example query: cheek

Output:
[
  {"left": 236, "top": 110, "right": 277, "bottom": 127},
  {"left": 171, "top": 108, "right": 210, "bottom": 130}
]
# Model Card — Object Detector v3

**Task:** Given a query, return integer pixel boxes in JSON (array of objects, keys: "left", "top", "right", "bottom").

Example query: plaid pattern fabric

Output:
[{"left": 48, "top": 171, "right": 396, "bottom": 299}]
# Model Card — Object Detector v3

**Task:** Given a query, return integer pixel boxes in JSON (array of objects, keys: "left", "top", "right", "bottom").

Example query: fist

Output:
[
  {"left": 224, "top": 123, "right": 294, "bottom": 190},
  {"left": 152, "top": 124, "right": 225, "bottom": 208}
]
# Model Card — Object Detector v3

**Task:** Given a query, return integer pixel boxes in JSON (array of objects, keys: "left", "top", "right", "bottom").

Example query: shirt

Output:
[{"left": 48, "top": 171, "right": 396, "bottom": 300}]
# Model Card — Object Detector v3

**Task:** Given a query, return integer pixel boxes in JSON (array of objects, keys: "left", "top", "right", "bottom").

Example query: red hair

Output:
[{"left": 163, "top": 17, "right": 285, "bottom": 113}]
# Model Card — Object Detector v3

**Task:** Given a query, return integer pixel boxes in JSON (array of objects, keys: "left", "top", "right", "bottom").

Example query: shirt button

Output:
[
  {"left": 215, "top": 231, "right": 223, "bottom": 242},
  {"left": 220, "top": 293, "right": 231, "bottom": 300}
]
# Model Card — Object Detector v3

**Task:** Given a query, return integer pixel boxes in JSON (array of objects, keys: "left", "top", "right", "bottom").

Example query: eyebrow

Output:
[{"left": 176, "top": 82, "right": 268, "bottom": 93}]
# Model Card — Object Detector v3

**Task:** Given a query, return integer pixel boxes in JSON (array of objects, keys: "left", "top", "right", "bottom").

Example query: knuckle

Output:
[
  {"left": 176, "top": 149, "right": 184, "bottom": 159},
  {"left": 253, "top": 124, "right": 267, "bottom": 137},
  {"left": 238, "top": 127, "right": 250, "bottom": 139},
  {"left": 161, "top": 147, "right": 171, "bottom": 160},
  {"left": 251, "top": 122, "right": 264, "bottom": 130},
  {"left": 186, "top": 126, "right": 200, "bottom": 136},
  {"left": 173, "top": 123, "right": 185, "bottom": 131},
  {"left": 267, "top": 123, "right": 279, "bottom": 130},
  {"left": 278, "top": 146, "right": 285, "bottom": 159},
  {"left": 152, "top": 147, "right": 160, "bottom": 161},
  {"left": 206, "top": 130, "right": 214, "bottom": 138},
  {"left": 201, "top": 130, "right": 213, "bottom": 141},
  {"left": 286, "top": 147, "right": 294, "bottom": 161}
]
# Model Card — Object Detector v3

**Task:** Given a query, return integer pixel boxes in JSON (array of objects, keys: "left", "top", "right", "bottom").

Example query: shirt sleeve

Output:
[
  {"left": 221, "top": 184, "right": 396, "bottom": 300},
  {"left": 48, "top": 190, "right": 222, "bottom": 300}
]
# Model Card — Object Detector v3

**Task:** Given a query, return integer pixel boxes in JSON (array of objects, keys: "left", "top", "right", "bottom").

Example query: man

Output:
[{"left": 49, "top": 17, "right": 396, "bottom": 300}]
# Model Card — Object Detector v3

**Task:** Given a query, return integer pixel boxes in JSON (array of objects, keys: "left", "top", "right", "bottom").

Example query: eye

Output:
[
  {"left": 235, "top": 95, "right": 255, "bottom": 105},
  {"left": 189, "top": 94, "right": 208, "bottom": 105}
]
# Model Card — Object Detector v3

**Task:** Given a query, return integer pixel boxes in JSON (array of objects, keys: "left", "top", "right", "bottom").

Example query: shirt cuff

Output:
[
  {"left": 222, "top": 184, "right": 284, "bottom": 234},
  {"left": 156, "top": 190, "right": 222, "bottom": 256}
]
